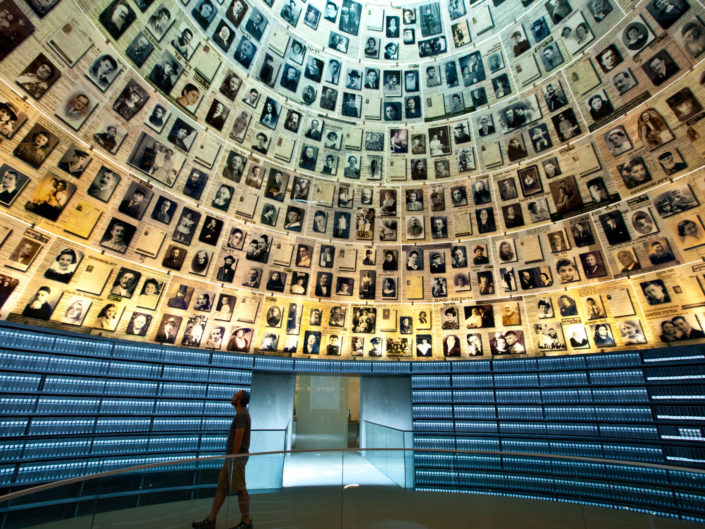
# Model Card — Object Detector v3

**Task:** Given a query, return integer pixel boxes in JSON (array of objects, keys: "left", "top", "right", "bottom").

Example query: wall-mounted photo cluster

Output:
[{"left": 0, "top": 0, "right": 704, "bottom": 359}]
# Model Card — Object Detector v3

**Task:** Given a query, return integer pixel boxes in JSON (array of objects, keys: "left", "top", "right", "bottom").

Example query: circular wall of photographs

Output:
[{"left": 0, "top": 0, "right": 705, "bottom": 360}]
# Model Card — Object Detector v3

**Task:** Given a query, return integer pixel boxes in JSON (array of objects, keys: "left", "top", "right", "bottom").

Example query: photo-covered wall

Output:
[{"left": 0, "top": 0, "right": 704, "bottom": 359}]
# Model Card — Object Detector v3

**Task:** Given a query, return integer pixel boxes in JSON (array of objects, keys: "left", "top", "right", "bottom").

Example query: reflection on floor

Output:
[
  {"left": 282, "top": 452, "right": 396, "bottom": 487},
  {"left": 25, "top": 485, "right": 704, "bottom": 529}
]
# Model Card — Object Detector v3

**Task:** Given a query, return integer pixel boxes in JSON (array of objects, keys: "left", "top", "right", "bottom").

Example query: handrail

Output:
[
  {"left": 362, "top": 420, "right": 412, "bottom": 432},
  {"left": 2, "top": 448, "right": 704, "bottom": 504}
]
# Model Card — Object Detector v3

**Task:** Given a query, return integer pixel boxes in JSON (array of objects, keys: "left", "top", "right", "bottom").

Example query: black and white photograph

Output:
[
  {"left": 100, "top": 218, "right": 137, "bottom": 254},
  {"left": 92, "top": 121, "right": 127, "bottom": 154},
  {"left": 646, "top": 0, "right": 689, "bottom": 29},
  {"left": 126, "top": 32, "right": 154, "bottom": 67},
  {"left": 86, "top": 53, "right": 121, "bottom": 91},
  {"left": 99, "top": 0, "right": 136, "bottom": 39},
  {"left": 14, "top": 126, "right": 60, "bottom": 173},
  {"left": 112, "top": 79, "right": 149, "bottom": 121},
  {"left": 16, "top": 54, "right": 60, "bottom": 100},
  {"left": 561, "top": 12, "right": 595, "bottom": 55},
  {"left": 0, "top": 164, "right": 29, "bottom": 207},
  {"left": 621, "top": 16, "right": 655, "bottom": 56},
  {"left": 87, "top": 166, "right": 121, "bottom": 202},
  {"left": 149, "top": 51, "right": 183, "bottom": 93},
  {"left": 642, "top": 50, "right": 680, "bottom": 86}
]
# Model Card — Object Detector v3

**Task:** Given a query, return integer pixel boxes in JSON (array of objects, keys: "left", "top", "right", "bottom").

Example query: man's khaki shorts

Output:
[{"left": 217, "top": 457, "right": 246, "bottom": 493}]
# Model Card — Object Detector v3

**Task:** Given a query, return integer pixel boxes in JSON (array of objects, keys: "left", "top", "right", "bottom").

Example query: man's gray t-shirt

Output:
[{"left": 226, "top": 408, "right": 251, "bottom": 455}]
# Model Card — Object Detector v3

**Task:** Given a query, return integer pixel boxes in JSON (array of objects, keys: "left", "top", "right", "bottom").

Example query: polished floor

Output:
[
  {"left": 25, "top": 484, "right": 704, "bottom": 529},
  {"left": 282, "top": 452, "right": 397, "bottom": 487}
]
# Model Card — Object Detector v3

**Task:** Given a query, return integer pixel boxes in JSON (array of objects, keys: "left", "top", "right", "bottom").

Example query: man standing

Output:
[{"left": 194, "top": 390, "right": 252, "bottom": 529}]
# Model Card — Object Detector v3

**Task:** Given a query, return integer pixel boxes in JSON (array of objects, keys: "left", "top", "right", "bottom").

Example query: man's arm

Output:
[{"left": 230, "top": 427, "right": 245, "bottom": 454}]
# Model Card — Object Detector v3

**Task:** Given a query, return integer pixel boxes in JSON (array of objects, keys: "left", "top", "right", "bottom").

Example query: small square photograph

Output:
[
  {"left": 508, "top": 26, "right": 531, "bottom": 57},
  {"left": 100, "top": 218, "right": 137, "bottom": 254},
  {"left": 86, "top": 53, "right": 121, "bottom": 92},
  {"left": 43, "top": 246, "right": 83, "bottom": 284},
  {"left": 656, "top": 313, "right": 704, "bottom": 343},
  {"left": 98, "top": 0, "right": 136, "bottom": 40},
  {"left": 535, "top": 322, "right": 567, "bottom": 351},
  {"left": 145, "top": 103, "right": 170, "bottom": 133},
  {"left": 657, "top": 149, "right": 688, "bottom": 175},
  {"left": 0, "top": 0, "right": 34, "bottom": 61},
  {"left": 175, "top": 81, "right": 203, "bottom": 114},
  {"left": 490, "top": 330, "right": 525, "bottom": 355},
  {"left": 125, "top": 311, "right": 152, "bottom": 337},
  {"left": 149, "top": 51, "right": 183, "bottom": 93},
  {"left": 126, "top": 32, "right": 155, "bottom": 67},
  {"left": 118, "top": 181, "right": 153, "bottom": 220},
  {"left": 330, "top": 32, "right": 350, "bottom": 53},
  {"left": 580, "top": 250, "right": 607, "bottom": 278},
  {"left": 212, "top": 21, "right": 235, "bottom": 52},
  {"left": 303, "top": 4, "right": 320, "bottom": 28},
  {"left": 56, "top": 295, "right": 91, "bottom": 326},
  {"left": 517, "top": 166, "right": 542, "bottom": 198},
  {"left": 171, "top": 24, "right": 199, "bottom": 61},
  {"left": 545, "top": 0, "right": 573, "bottom": 24},
  {"left": 0, "top": 164, "right": 29, "bottom": 207},
  {"left": 87, "top": 167, "right": 121, "bottom": 203},
  {"left": 621, "top": 16, "right": 655, "bottom": 56},
  {"left": 233, "top": 36, "right": 257, "bottom": 70},
  {"left": 220, "top": 70, "right": 242, "bottom": 101},
  {"left": 551, "top": 109, "right": 581, "bottom": 142},
  {"left": 614, "top": 248, "right": 641, "bottom": 273},
  {"left": 666, "top": 88, "right": 702, "bottom": 121},
  {"left": 499, "top": 266, "right": 517, "bottom": 291},
  {"left": 528, "top": 124, "right": 552, "bottom": 153},
  {"left": 428, "top": 126, "right": 451, "bottom": 156},
  {"left": 539, "top": 42, "right": 564, "bottom": 71},
  {"left": 596, "top": 44, "right": 623, "bottom": 73},
  {"left": 8, "top": 237, "right": 43, "bottom": 272},
  {"left": 451, "top": 21, "right": 470, "bottom": 47},
  {"left": 459, "top": 51, "right": 485, "bottom": 86},
  {"left": 225, "top": 0, "right": 248, "bottom": 27},
  {"left": 642, "top": 50, "right": 680, "bottom": 86},
  {"left": 147, "top": 4, "right": 174, "bottom": 41},
  {"left": 506, "top": 135, "right": 528, "bottom": 162},
  {"left": 586, "top": 90, "right": 613, "bottom": 121},
  {"left": 93, "top": 121, "right": 127, "bottom": 154},
  {"left": 653, "top": 185, "right": 698, "bottom": 217},
  {"left": 612, "top": 69, "right": 638, "bottom": 95},
  {"left": 590, "top": 323, "right": 616, "bottom": 347},
  {"left": 617, "top": 156, "right": 652, "bottom": 189},
  {"left": 109, "top": 267, "right": 141, "bottom": 298},
  {"left": 640, "top": 278, "right": 672, "bottom": 305},
  {"left": 341, "top": 93, "right": 362, "bottom": 117},
  {"left": 599, "top": 211, "right": 631, "bottom": 245},
  {"left": 618, "top": 319, "right": 647, "bottom": 345},
  {"left": 112, "top": 79, "right": 150, "bottom": 122},
  {"left": 603, "top": 126, "right": 633, "bottom": 156},
  {"left": 672, "top": 215, "right": 705, "bottom": 250},
  {"left": 497, "top": 176, "right": 518, "bottom": 201},
  {"left": 502, "top": 204, "right": 525, "bottom": 229},
  {"left": 554, "top": 257, "right": 580, "bottom": 284},
  {"left": 542, "top": 81, "right": 568, "bottom": 112},
  {"left": 583, "top": 294, "right": 607, "bottom": 319},
  {"left": 646, "top": 0, "right": 689, "bottom": 30},
  {"left": 21, "top": 285, "right": 60, "bottom": 321},
  {"left": 24, "top": 174, "right": 76, "bottom": 222},
  {"left": 497, "top": 238, "right": 517, "bottom": 263},
  {"left": 560, "top": 11, "right": 595, "bottom": 55},
  {"left": 13, "top": 124, "right": 59, "bottom": 169},
  {"left": 204, "top": 99, "right": 229, "bottom": 132},
  {"left": 537, "top": 297, "right": 554, "bottom": 319},
  {"left": 530, "top": 16, "right": 550, "bottom": 42}
]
